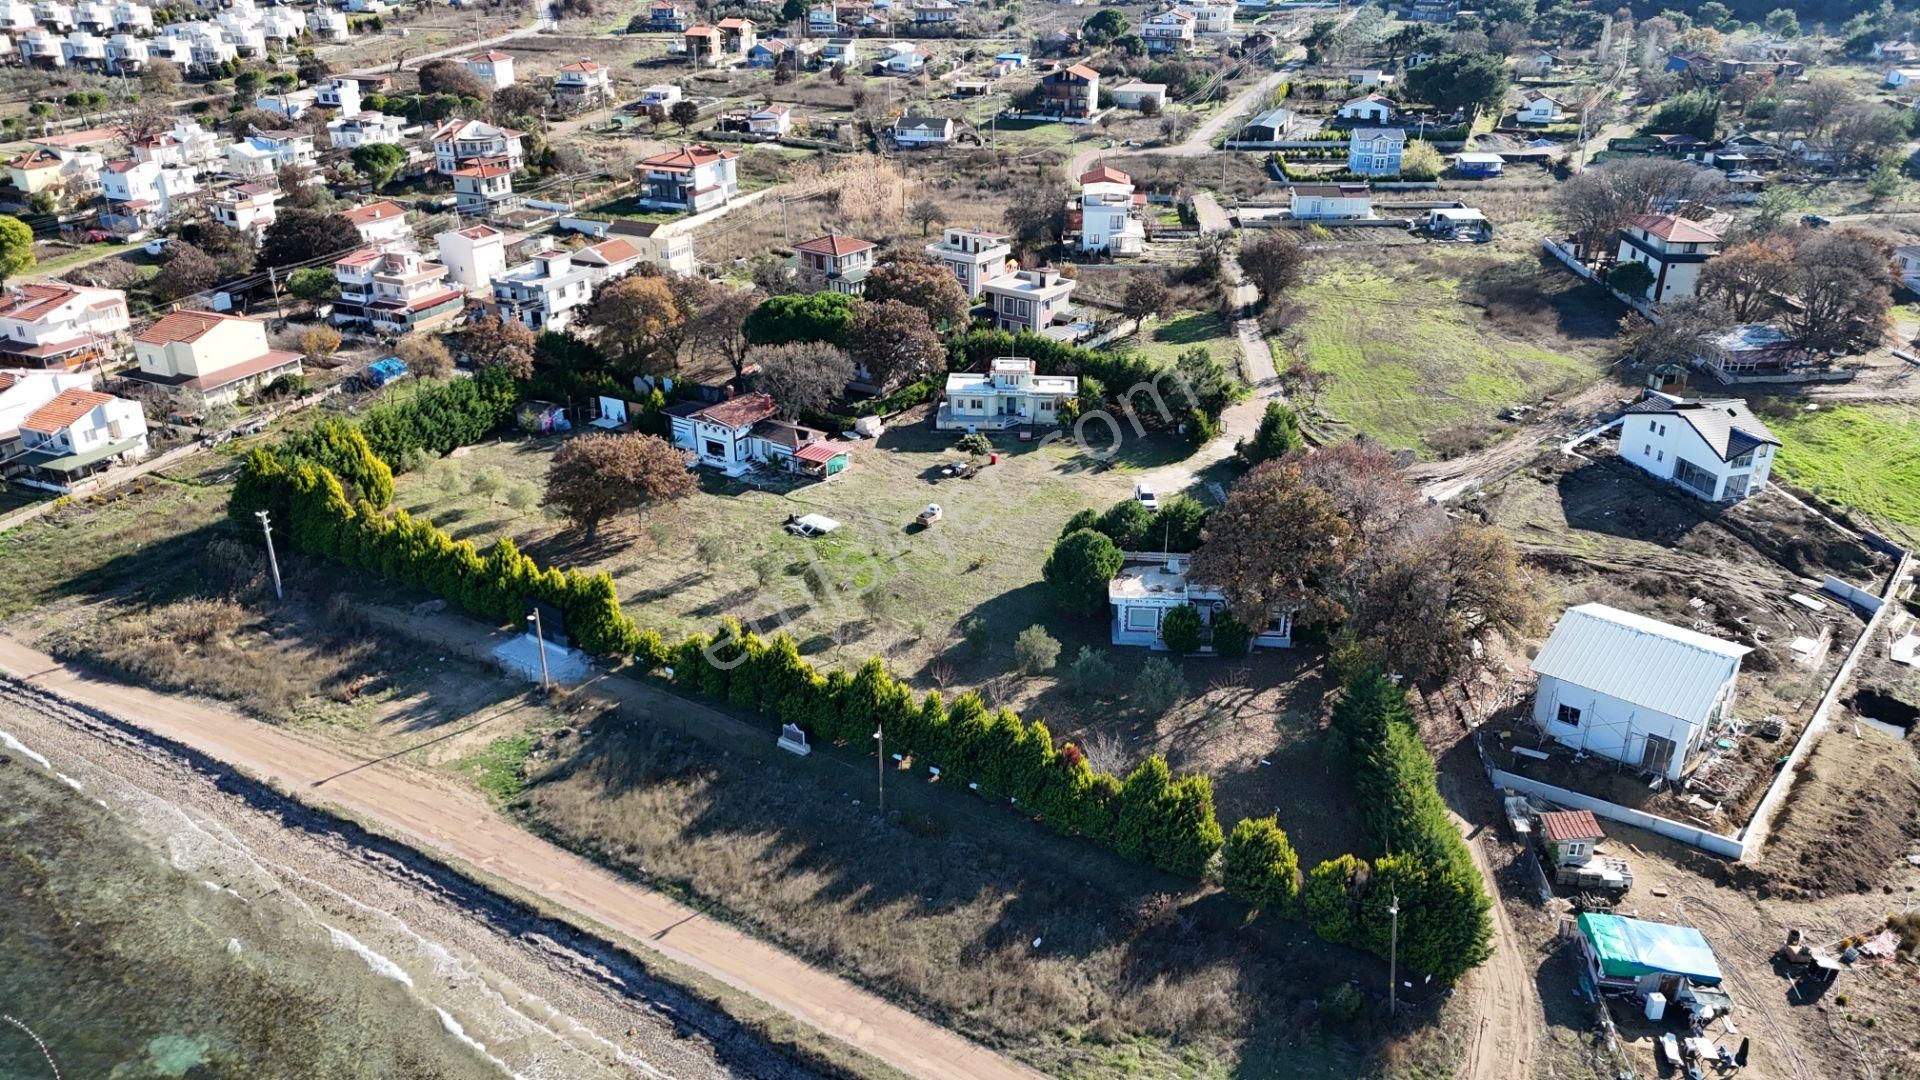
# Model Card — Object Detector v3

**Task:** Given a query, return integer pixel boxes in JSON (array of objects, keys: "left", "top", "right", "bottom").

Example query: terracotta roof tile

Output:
[
  {"left": 1539, "top": 809, "right": 1605, "bottom": 844},
  {"left": 20, "top": 387, "right": 114, "bottom": 432},
  {"left": 794, "top": 232, "right": 873, "bottom": 257},
  {"left": 134, "top": 309, "right": 249, "bottom": 346}
]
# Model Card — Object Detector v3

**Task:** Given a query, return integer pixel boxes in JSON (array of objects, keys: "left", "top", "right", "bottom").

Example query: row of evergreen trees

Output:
[{"left": 665, "top": 623, "right": 1225, "bottom": 879}]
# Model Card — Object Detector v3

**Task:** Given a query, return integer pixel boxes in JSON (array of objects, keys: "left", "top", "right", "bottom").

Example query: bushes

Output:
[
  {"left": 357, "top": 365, "right": 522, "bottom": 465},
  {"left": 1132, "top": 655, "right": 1187, "bottom": 716},
  {"left": 1211, "top": 615, "right": 1251, "bottom": 657},
  {"left": 1222, "top": 815, "right": 1300, "bottom": 912},
  {"left": 1042, "top": 528, "right": 1125, "bottom": 615},
  {"left": 1159, "top": 604, "right": 1203, "bottom": 655},
  {"left": 1013, "top": 624, "right": 1061, "bottom": 674},
  {"left": 654, "top": 622, "right": 1223, "bottom": 879}
]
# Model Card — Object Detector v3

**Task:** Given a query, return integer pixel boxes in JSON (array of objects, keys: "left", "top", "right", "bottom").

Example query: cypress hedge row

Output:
[
  {"left": 664, "top": 623, "right": 1226, "bottom": 879},
  {"left": 1303, "top": 668, "right": 1494, "bottom": 984}
]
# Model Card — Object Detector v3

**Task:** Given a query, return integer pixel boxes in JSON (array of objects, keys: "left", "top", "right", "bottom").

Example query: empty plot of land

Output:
[
  {"left": 1765, "top": 402, "right": 1920, "bottom": 549},
  {"left": 1282, "top": 250, "right": 1621, "bottom": 457}
]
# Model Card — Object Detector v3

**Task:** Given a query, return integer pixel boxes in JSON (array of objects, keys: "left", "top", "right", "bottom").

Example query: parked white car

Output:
[
  {"left": 784, "top": 513, "right": 842, "bottom": 538},
  {"left": 1134, "top": 481, "right": 1159, "bottom": 512}
]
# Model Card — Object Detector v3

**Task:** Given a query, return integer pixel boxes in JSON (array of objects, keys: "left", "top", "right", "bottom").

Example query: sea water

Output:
[{"left": 0, "top": 752, "right": 507, "bottom": 1080}]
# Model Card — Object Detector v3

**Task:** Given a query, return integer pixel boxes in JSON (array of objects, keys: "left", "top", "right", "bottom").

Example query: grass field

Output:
[
  {"left": 1117, "top": 309, "right": 1238, "bottom": 367},
  {"left": 1768, "top": 402, "right": 1920, "bottom": 546},
  {"left": 1284, "top": 251, "right": 1619, "bottom": 456}
]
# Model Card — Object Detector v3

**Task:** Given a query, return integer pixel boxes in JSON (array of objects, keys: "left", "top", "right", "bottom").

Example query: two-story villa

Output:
[
  {"left": 981, "top": 267, "right": 1076, "bottom": 334},
  {"left": 431, "top": 118, "right": 524, "bottom": 176},
  {"left": 126, "top": 309, "right": 303, "bottom": 406},
  {"left": 937, "top": 356, "right": 1077, "bottom": 430},
  {"left": 0, "top": 282, "right": 130, "bottom": 370},
  {"left": 925, "top": 226, "right": 1010, "bottom": 298},
  {"left": 1072, "top": 165, "right": 1144, "bottom": 254},
  {"left": 332, "top": 245, "right": 464, "bottom": 335},
  {"left": 793, "top": 233, "right": 874, "bottom": 295},
  {"left": 7, "top": 385, "right": 147, "bottom": 491},
  {"left": 491, "top": 248, "right": 596, "bottom": 331},
  {"left": 635, "top": 144, "right": 738, "bottom": 212},
  {"left": 1615, "top": 214, "right": 1722, "bottom": 304}
]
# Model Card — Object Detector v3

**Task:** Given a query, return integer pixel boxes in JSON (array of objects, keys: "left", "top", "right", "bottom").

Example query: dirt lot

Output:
[{"left": 1470, "top": 447, "right": 1896, "bottom": 832}]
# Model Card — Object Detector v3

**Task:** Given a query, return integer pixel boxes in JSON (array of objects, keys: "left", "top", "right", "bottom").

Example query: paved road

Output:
[{"left": 0, "top": 636, "right": 1046, "bottom": 1080}]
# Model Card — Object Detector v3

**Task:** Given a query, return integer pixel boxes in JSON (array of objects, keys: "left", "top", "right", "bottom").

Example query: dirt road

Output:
[
  {"left": 1065, "top": 68, "right": 1293, "bottom": 182},
  {"left": 1405, "top": 376, "right": 1627, "bottom": 501},
  {"left": 1454, "top": 808, "right": 1540, "bottom": 1080},
  {"left": 0, "top": 637, "right": 1044, "bottom": 1080}
]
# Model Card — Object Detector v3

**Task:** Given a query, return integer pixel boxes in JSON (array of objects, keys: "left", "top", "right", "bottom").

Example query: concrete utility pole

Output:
[
  {"left": 874, "top": 723, "right": 885, "bottom": 817},
  {"left": 526, "top": 611, "right": 551, "bottom": 692},
  {"left": 254, "top": 510, "right": 283, "bottom": 600},
  {"left": 1388, "top": 894, "right": 1401, "bottom": 1016}
]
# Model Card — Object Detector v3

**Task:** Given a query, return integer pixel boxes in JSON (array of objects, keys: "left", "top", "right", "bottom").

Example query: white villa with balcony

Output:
[
  {"left": 332, "top": 245, "right": 465, "bottom": 335},
  {"left": 1619, "top": 390, "right": 1779, "bottom": 503},
  {"left": 636, "top": 144, "right": 739, "bottom": 212},
  {"left": 431, "top": 118, "right": 524, "bottom": 176},
  {"left": 0, "top": 282, "right": 130, "bottom": 370},
  {"left": 981, "top": 267, "right": 1075, "bottom": 334},
  {"left": 936, "top": 356, "right": 1076, "bottom": 431},
  {"left": 491, "top": 248, "right": 597, "bottom": 332},
  {"left": 925, "top": 226, "right": 1010, "bottom": 298},
  {"left": 1109, "top": 553, "right": 1293, "bottom": 651},
  {"left": 212, "top": 181, "right": 280, "bottom": 245}
]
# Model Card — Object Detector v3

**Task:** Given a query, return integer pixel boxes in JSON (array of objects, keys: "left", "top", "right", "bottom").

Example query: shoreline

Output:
[{"left": 0, "top": 676, "right": 831, "bottom": 1080}]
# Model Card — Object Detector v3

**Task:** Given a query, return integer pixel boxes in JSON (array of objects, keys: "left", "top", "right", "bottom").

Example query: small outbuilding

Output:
[
  {"left": 1576, "top": 912, "right": 1729, "bottom": 1021},
  {"left": 1530, "top": 603, "right": 1750, "bottom": 781}
]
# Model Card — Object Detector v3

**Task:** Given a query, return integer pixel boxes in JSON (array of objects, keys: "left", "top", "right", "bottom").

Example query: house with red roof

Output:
[
  {"left": 4, "top": 384, "right": 147, "bottom": 491},
  {"left": 0, "top": 282, "right": 131, "bottom": 370},
  {"left": 665, "top": 391, "right": 851, "bottom": 478},
  {"left": 1070, "top": 165, "right": 1144, "bottom": 254},
  {"left": 1614, "top": 214, "right": 1722, "bottom": 304},
  {"left": 793, "top": 233, "right": 874, "bottom": 295},
  {"left": 1141, "top": 8, "right": 1195, "bottom": 52},
  {"left": 338, "top": 198, "right": 412, "bottom": 246},
  {"left": 431, "top": 118, "right": 525, "bottom": 176},
  {"left": 1038, "top": 63, "right": 1099, "bottom": 121},
  {"left": 126, "top": 309, "right": 303, "bottom": 407},
  {"left": 636, "top": 144, "right": 739, "bottom": 213},
  {"left": 465, "top": 49, "right": 515, "bottom": 91},
  {"left": 332, "top": 245, "right": 465, "bottom": 335},
  {"left": 554, "top": 57, "right": 612, "bottom": 108}
]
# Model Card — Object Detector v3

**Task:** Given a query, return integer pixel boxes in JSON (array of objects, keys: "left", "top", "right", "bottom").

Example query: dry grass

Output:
[{"left": 521, "top": 718, "right": 1425, "bottom": 1079}]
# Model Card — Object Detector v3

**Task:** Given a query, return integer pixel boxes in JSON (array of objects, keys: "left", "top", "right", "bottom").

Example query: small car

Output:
[
  {"left": 143, "top": 237, "right": 171, "bottom": 256},
  {"left": 1134, "top": 482, "right": 1159, "bottom": 512},
  {"left": 915, "top": 503, "right": 942, "bottom": 527},
  {"left": 1800, "top": 214, "right": 1831, "bottom": 228}
]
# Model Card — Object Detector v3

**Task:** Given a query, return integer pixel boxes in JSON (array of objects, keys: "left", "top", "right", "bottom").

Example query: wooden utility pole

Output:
[{"left": 254, "top": 510, "right": 283, "bottom": 600}]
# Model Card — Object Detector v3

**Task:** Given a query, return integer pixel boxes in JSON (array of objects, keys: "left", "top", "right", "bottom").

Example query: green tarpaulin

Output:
[{"left": 1577, "top": 912, "right": 1723, "bottom": 985}]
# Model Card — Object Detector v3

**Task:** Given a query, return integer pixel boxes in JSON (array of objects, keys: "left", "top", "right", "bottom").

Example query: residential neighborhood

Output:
[{"left": 0, "top": 1, "right": 1918, "bottom": 1079}]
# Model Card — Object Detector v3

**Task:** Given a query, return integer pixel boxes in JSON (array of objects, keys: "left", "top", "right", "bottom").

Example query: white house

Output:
[
  {"left": 211, "top": 181, "right": 280, "bottom": 246},
  {"left": 1530, "top": 603, "right": 1749, "bottom": 781},
  {"left": 1619, "top": 390, "right": 1779, "bottom": 503},
  {"left": 451, "top": 161, "right": 514, "bottom": 215},
  {"left": 638, "top": 83, "right": 682, "bottom": 107},
  {"left": 436, "top": 223, "right": 508, "bottom": 293},
  {"left": 1172, "top": 0, "right": 1233, "bottom": 33},
  {"left": 1109, "top": 553, "right": 1292, "bottom": 651},
  {"left": 925, "top": 226, "right": 1010, "bottom": 298},
  {"left": 5, "top": 386, "right": 146, "bottom": 491},
  {"left": 465, "top": 49, "right": 514, "bottom": 90},
  {"left": 225, "top": 130, "right": 314, "bottom": 178},
  {"left": 327, "top": 110, "right": 407, "bottom": 149},
  {"left": 338, "top": 199, "right": 411, "bottom": 246},
  {"left": 936, "top": 356, "right": 1075, "bottom": 430},
  {"left": 665, "top": 392, "right": 850, "bottom": 478},
  {"left": 491, "top": 248, "right": 596, "bottom": 331},
  {"left": 881, "top": 41, "right": 927, "bottom": 74},
  {"left": 1109, "top": 80, "right": 1167, "bottom": 111},
  {"left": 1346, "top": 68, "right": 1393, "bottom": 88},
  {"left": 1516, "top": 88, "right": 1565, "bottom": 124},
  {"left": 553, "top": 58, "right": 611, "bottom": 108},
  {"left": 981, "top": 268, "right": 1075, "bottom": 335},
  {"left": 98, "top": 158, "right": 198, "bottom": 237},
  {"left": 635, "top": 144, "right": 738, "bottom": 212},
  {"left": 431, "top": 118, "right": 524, "bottom": 176},
  {"left": 1336, "top": 92, "right": 1394, "bottom": 123},
  {"left": 1885, "top": 67, "right": 1920, "bottom": 88},
  {"left": 331, "top": 244, "right": 464, "bottom": 334},
  {"left": 1895, "top": 244, "right": 1920, "bottom": 292},
  {"left": 1615, "top": 214, "right": 1721, "bottom": 304},
  {"left": 1140, "top": 8, "right": 1195, "bottom": 52},
  {"left": 1346, "top": 127, "right": 1405, "bottom": 175},
  {"left": 306, "top": 6, "right": 347, "bottom": 40},
  {"left": 126, "top": 309, "right": 302, "bottom": 406},
  {"left": 820, "top": 37, "right": 856, "bottom": 67},
  {"left": 893, "top": 114, "right": 955, "bottom": 146},
  {"left": 1073, "top": 164, "right": 1145, "bottom": 255},
  {"left": 0, "top": 281, "right": 130, "bottom": 370},
  {"left": 0, "top": 367, "right": 91, "bottom": 454},
  {"left": 747, "top": 103, "right": 792, "bottom": 136},
  {"left": 1288, "top": 182, "right": 1372, "bottom": 219}
]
